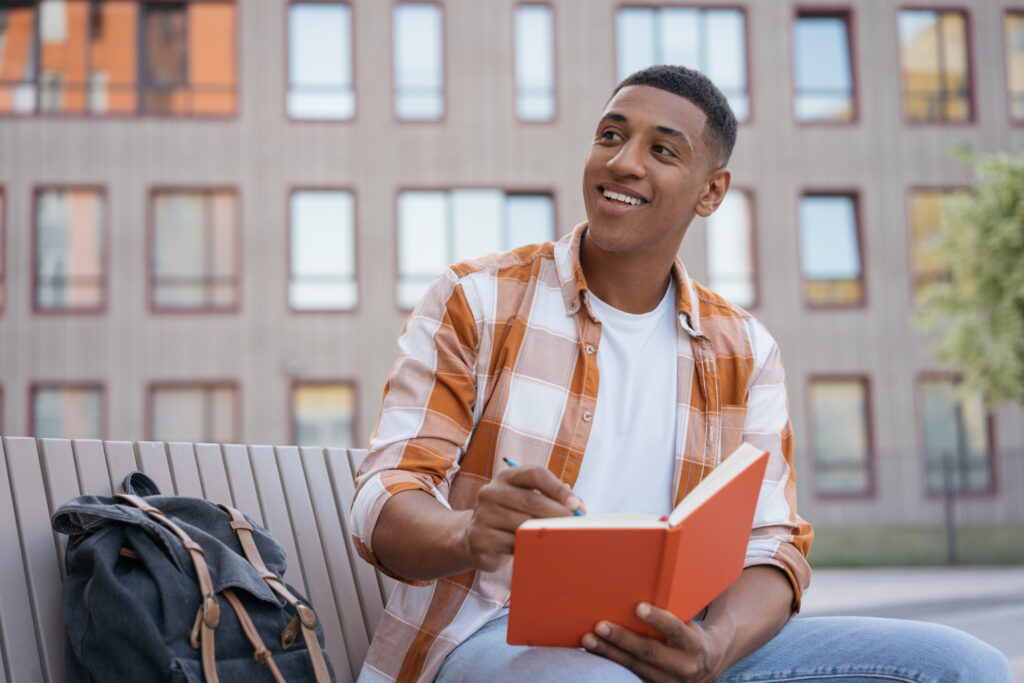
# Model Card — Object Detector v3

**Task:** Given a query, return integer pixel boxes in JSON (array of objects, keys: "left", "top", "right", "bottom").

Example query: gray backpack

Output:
[{"left": 52, "top": 471, "right": 335, "bottom": 683}]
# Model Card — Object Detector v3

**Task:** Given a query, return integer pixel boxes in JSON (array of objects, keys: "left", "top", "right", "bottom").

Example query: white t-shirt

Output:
[{"left": 572, "top": 282, "right": 678, "bottom": 517}]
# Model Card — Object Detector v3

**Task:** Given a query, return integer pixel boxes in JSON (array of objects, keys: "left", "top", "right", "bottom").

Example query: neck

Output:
[{"left": 580, "top": 233, "right": 677, "bottom": 314}]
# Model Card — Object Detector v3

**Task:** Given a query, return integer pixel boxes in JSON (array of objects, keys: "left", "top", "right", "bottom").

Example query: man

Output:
[{"left": 351, "top": 66, "right": 1012, "bottom": 682}]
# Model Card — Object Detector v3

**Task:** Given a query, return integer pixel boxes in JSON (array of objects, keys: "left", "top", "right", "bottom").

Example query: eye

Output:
[
  {"left": 652, "top": 144, "right": 674, "bottom": 157},
  {"left": 600, "top": 129, "right": 624, "bottom": 142}
]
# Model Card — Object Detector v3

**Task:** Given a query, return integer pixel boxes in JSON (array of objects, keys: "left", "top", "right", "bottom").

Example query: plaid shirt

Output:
[{"left": 351, "top": 224, "right": 813, "bottom": 683}]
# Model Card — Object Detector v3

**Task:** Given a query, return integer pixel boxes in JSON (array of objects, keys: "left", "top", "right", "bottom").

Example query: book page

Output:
[
  {"left": 667, "top": 443, "right": 766, "bottom": 527},
  {"left": 518, "top": 512, "right": 665, "bottom": 530}
]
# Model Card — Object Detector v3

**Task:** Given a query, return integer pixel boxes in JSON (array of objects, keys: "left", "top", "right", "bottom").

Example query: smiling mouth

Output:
[{"left": 600, "top": 186, "right": 647, "bottom": 206}]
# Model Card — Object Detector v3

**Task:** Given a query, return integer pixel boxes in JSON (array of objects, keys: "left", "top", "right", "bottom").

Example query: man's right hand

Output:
[{"left": 461, "top": 465, "right": 586, "bottom": 571}]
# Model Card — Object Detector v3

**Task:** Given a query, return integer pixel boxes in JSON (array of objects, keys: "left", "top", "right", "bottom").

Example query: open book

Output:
[{"left": 506, "top": 443, "right": 769, "bottom": 647}]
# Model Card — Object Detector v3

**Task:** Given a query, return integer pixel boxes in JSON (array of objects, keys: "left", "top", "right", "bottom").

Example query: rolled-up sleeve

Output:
[
  {"left": 349, "top": 269, "right": 481, "bottom": 582},
  {"left": 740, "top": 318, "right": 814, "bottom": 611}
]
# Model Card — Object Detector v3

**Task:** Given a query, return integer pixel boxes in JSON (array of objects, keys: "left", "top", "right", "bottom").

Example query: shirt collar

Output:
[{"left": 553, "top": 222, "right": 702, "bottom": 337}]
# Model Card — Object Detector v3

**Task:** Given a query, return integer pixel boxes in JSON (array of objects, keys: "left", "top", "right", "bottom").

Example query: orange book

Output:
[{"left": 506, "top": 443, "right": 769, "bottom": 647}]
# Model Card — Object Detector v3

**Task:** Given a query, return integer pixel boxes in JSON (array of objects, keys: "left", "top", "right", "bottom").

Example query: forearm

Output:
[
  {"left": 371, "top": 490, "right": 474, "bottom": 581},
  {"left": 702, "top": 565, "right": 794, "bottom": 675}
]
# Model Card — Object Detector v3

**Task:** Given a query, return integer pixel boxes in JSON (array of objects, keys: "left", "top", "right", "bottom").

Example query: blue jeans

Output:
[{"left": 434, "top": 614, "right": 1013, "bottom": 682}]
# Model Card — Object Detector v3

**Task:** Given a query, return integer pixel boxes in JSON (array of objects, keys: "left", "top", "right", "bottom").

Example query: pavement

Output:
[{"left": 798, "top": 566, "right": 1024, "bottom": 681}]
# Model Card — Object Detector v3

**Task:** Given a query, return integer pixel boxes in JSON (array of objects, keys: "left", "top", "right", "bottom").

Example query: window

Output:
[
  {"left": 616, "top": 7, "right": 748, "bottom": 121},
  {"left": 1006, "top": 11, "right": 1024, "bottom": 121},
  {"left": 921, "top": 377, "right": 992, "bottom": 494},
  {"left": 898, "top": 9, "right": 971, "bottom": 122},
  {"left": 151, "top": 189, "right": 239, "bottom": 310},
  {"left": 287, "top": 2, "right": 354, "bottom": 120},
  {"left": 0, "top": 189, "right": 5, "bottom": 310},
  {"left": 393, "top": 3, "right": 443, "bottom": 120},
  {"left": 150, "top": 383, "right": 237, "bottom": 442},
  {"left": 0, "top": 1, "right": 236, "bottom": 116},
  {"left": 705, "top": 189, "right": 755, "bottom": 308},
  {"left": 397, "top": 190, "right": 554, "bottom": 308},
  {"left": 909, "top": 189, "right": 962, "bottom": 294},
  {"left": 798, "top": 194, "right": 863, "bottom": 306},
  {"left": 290, "top": 190, "right": 357, "bottom": 310},
  {"left": 793, "top": 11, "right": 855, "bottom": 122},
  {"left": 34, "top": 188, "right": 105, "bottom": 311},
  {"left": 31, "top": 384, "right": 103, "bottom": 439},
  {"left": 809, "top": 378, "right": 871, "bottom": 495},
  {"left": 514, "top": 4, "right": 555, "bottom": 121},
  {"left": 292, "top": 382, "right": 355, "bottom": 448}
]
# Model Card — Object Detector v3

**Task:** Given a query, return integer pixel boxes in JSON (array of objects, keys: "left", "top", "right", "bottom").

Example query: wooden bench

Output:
[{"left": 0, "top": 436, "right": 393, "bottom": 683}]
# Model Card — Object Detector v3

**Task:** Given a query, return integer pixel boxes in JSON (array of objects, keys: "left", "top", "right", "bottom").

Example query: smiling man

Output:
[{"left": 350, "top": 66, "right": 1012, "bottom": 683}]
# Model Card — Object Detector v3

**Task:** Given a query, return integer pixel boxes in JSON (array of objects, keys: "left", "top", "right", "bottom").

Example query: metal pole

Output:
[{"left": 943, "top": 450, "right": 957, "bottom": 564}]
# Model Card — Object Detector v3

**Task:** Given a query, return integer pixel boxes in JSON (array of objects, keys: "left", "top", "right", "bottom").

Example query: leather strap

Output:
[
  {"left": 223, "top": 589, "right": 287, "bottom": 683},
  {"left": 117, "top": 493, "right": 220, "bottom": 683},
  {"left": 219, "top": 504, "right": 332, "bottom": 683}
]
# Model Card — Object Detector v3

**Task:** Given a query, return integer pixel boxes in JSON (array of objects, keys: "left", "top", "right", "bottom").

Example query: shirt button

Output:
[
  {"left": 585, "top": 344, "right": 596, "bottom": 355},
  {"left": 582, "top": 411, "right": 593, "bottom": 422}
]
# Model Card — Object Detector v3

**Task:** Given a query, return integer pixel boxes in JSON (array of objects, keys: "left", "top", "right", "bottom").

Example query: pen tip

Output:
[{"left": 572, "top": 508, "right": 584, "bottom": 516}]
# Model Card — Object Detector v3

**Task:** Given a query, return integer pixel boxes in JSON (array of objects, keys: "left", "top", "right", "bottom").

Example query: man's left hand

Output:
[{"left": 581, "top": 603, "right": 727, "bottom": 683}]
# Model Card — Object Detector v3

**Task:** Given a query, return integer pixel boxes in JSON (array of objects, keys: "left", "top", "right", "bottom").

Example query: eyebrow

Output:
[{"left": 600, "top": 112, "right": 695, "bottom": 154}]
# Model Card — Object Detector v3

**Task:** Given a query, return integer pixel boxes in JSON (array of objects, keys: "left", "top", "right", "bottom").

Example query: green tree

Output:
[{"left": 916, "top": 148, "right": 1024, "bottom": 408}]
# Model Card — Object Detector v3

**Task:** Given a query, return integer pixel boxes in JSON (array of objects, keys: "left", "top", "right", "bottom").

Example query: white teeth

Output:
[{"left": 602, "top": 189, "right": 644, "bottom": 206}]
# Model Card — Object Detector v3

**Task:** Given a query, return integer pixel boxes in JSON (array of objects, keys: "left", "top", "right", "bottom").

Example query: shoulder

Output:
[
  {"left": 689, "top": 279, "right": 780, "bottom": 369},
  {"left": 438, "top": 241, "right": 559, "bottom": 315}
]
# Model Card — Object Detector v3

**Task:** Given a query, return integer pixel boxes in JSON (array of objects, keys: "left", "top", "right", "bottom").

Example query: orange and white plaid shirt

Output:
[{"left": 351, "top": 224, "right": 813, "bottom": 683}]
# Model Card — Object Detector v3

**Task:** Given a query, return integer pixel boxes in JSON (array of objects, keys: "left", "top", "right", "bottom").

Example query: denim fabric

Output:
[
  {"left": 433, "top": 614, "right": 1013, "bottom": 683},
  {"left": 53, "top": 472, "right": 335, "bottom": 683}
]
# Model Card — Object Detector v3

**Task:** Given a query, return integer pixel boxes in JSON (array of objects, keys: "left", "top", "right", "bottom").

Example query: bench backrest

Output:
[{"left": 0, "top": 437, "right": 394, "bottom": 683}]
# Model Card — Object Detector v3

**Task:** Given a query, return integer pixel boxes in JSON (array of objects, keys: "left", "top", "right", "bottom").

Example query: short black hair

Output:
[{"left": 611, "top": 65, "right": 737, "bottom": 167}]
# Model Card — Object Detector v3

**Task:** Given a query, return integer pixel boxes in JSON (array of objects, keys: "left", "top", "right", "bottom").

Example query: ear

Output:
[{"left": 694, "top": 169, "right": 731, "bottom": 218}]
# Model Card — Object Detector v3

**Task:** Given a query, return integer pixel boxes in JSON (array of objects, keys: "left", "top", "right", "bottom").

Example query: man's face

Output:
[{"left": 581, "top": 85, "right": 726, "bottom": 258}]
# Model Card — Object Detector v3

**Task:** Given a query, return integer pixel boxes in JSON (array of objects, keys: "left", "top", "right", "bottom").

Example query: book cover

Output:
[{"left": 506, "top": 443, "right": 769, "bottom": 647}]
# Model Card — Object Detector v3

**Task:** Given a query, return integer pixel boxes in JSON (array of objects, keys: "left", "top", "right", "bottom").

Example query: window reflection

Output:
[
  {"left": 288, "top": 2, "right": 354, "bottom": 120},
  {"left": 394, "top": 3, "right": 443, "bottom": 120},
  {"left": 793, "top": 13, "right": 854, "bottom": 122},
  {"left": 705, "top": 189, "right": 755, "bottom": 308},
  {"left": 35, "top": 188, "right": 105, "bottom": 310},
  {"left": 810, "top": 379, "right": 871, "bottom": 495},
  {"left": 898, "top": 9, "right": 971, "bottom": 122},
  {"left": 32, "top": 385, "right": 103, "bottom": 439},
  {"left": 921, "top": 378, "right": 992, "bottom": 493},
  {"left": 1006, "top": 12, "right": 1024, "bottom": 121},
  {"left": 151, "top": 384, "right": 237, "bottom": 443},
  {"left": 292, "top": 383, "right": 355, "bottom": 448},
  {"left": 514, "top": 4, "right": 555, "bottom": 121},
  {"left": 798, "top": 194, "right": 862, "bottom": 306},
  {"left": 290, "top": 190, "right": 357, "bottom": 310}
]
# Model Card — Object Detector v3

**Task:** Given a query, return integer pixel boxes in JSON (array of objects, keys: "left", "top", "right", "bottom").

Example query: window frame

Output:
[
  {"left": 146, "top": 380, "right": 240, "bottom": 443},
  {"left": 896, "top": 5, "right": 976, "bottom": 125},
  {"left": 790, "top": 6, "right": 859, "bottom": 126},
  {"left": 1003, "top": 8, "right": 1024, "bottom": 125},
  {"left": 0, "top": 0, "right": 239, "bottom": 119},
  {"left": 28, "top": 380, "right": 106, "bottom": 440},
  {"left": 915, "top": 371, "right": 998, "bottom": 499},
  {"left": 289, "top": 378, "right": 359, "bottom": 449},
  {"left": 512, "top": 1, "right": 557, "bottom": 124},
  {"left": 147, "top": 185, "right": 242, "bottom": 314},
  {"left": 796, "top": 189, "right": 867, "bottom": 309},
  {"left": 611, "top": 4, "right": 754, "bottom": 124},
  {"left": 704, "top": 186, "right": 759, "bottom": 311},
  {"left": 31, "top": 184, "right": 109, "bottom": 315},
  {"left": 287, "top": 185, "right": 360, "bottom": 314},
  {"left": 284, "top": 0, "right": 357, "bottom": 123},
  {"left": 392, "top": 185, "right": 559, "bottom": 313},
  {"left": 391, "top": 0, "right": 446, "bottom": 123},
  {"left": 805, "top": 373, "right": 876, "bottom": 500}
]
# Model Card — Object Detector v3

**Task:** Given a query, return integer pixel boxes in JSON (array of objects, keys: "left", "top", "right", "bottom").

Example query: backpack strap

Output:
[
  {"left": 116, "top": 493, "right": 221, "bottom": 683},
  {"left": 222, "top": 589, "right": 287, "bottom": 683},
  {"left": 218, "top": 503, "right": 333, "bottom": 683}
]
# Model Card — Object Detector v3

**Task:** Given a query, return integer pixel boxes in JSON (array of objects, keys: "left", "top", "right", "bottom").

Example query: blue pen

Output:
[{"left": 502, "top": 457, "right": 584, "bottom": 516}]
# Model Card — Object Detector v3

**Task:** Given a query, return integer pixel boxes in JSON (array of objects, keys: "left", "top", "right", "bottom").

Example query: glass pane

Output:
[
  {"left": 922, "top": 379, "right": 991, "bottom": 493},
  {"left": 899, "top": 10, "right": 970, "bottom": 121},
  {"left": 398, "top": 191, "right": 447, "bottom": 308},
  {"left": 152, "top": 385, "right": 236, "bottom": 442},
  {"left": 909, "top": 190, "right": 952, "bottom": 292},
  {"left": 293, "top": 384, "right": 355, "bottom": 448},
  {"left": 799, "top": 195, "right": 860, "bottom": 280},
  {"left": 209, "top": 192, "right": 236, "bottom": 278},
  {"left": 515, "top": 5, "right": 554, "bottom": 121},
  {"left": 35, "top": 188, "right": 104, "bottom": 309},
  {"left": 506, "top": 194, "right": 554, "bottom": 248},
  {"left": 153, "top": 192, "right": 205, "bottom": 307},
  {"left": 615, "top": 8, "right": 655, "bottom": 81},
  {"left": 0, "top": 3, "right": 39, "bottom": 113},
  {"left": 188, "top": 2, "right": 236, "bottom": 115},
  {"left": 706, "top": 190, "right": 754, "bottom": 307},
  {"left": 0, "top": 191, "right": 4, "bottom": 308},
  {"left": 88, "top": 1, "right": 139, "bottom": 114},
  {"left": 658, "top": 8, "right": 699, "bottom": 68},
  {"left": 794, "top": 15, "right": 853, "bottom": 122},
  {"left": 38, "top": 0, "right": 88, "bottom": 113},
  {"left": 394, "top": 3, "right": 443, "bottom": 119},
  {"left": 705, "top": 10, "right": 747, "bottom": 120},
  {"left": 810, "top": 379, "right": 869, "bottom": 494},
  {"left": 452, "top": 189, "right": 503, "bottom": 263},
  {"left": 142, "top": 3, "right": 186, "bottom": 114},
  {"left": 33, "top": 386, "right": 102, "bottom": 439},
  {"left": 288, "top": 2, "right": 353, "bottom": 120},
  {"left": 1007, "top": 13, "right": 1024, "bottom": 120},
  {"left": 290, "top": 190, "right": 356, "bottom": 310}
]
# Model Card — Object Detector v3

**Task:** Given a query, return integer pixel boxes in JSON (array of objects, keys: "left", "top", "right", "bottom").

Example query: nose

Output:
[{"left": 607, "top": 138, "right": 646, "bottom": 178}]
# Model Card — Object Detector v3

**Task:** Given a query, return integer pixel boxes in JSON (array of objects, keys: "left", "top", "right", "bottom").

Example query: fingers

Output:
[
  {"left": 498, "top": 465, "right": 586, "bottom": 516},
  {"left": 634, "top": 603, "right": 702, "bottom": 652},
  {"left": 581, "top": 624, "right": 679, "bottom": 683}
]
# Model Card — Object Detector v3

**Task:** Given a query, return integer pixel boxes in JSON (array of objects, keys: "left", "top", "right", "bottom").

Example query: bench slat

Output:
[
  {"left": 75, "top": 436, "right": 113, "bottom": 496},
  {"left": 0, "top": 438, "right": 47, "bottom": 683},
  {"left": 304, "top": 447, "right": 372, "bottom": 678},
  {"left": 276, "top": 446, "right": 354, "bottom": 683},
  {"left": 5, "top": 438, "right": 66, "bottom": 683},
  {"left": 194, "top": 443, "right": 233, "bottom": 505},
  {"left": 41, "top": 439, "right": 83, "bottom": 576},
  {"left": 103, "top": 441, "right": 137, "bottom": 492},
  {"left": 167, "top": 442, "right": 204, "bottom": 497},
  {"left": 248, "top": 445, "right": 308, "bottom": 596},
  {"left": 135, "top": 441, "right": 175, "bottom": 494},
  {"left": 222, "top": 443, "right": 265, "bottom": 526}
]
